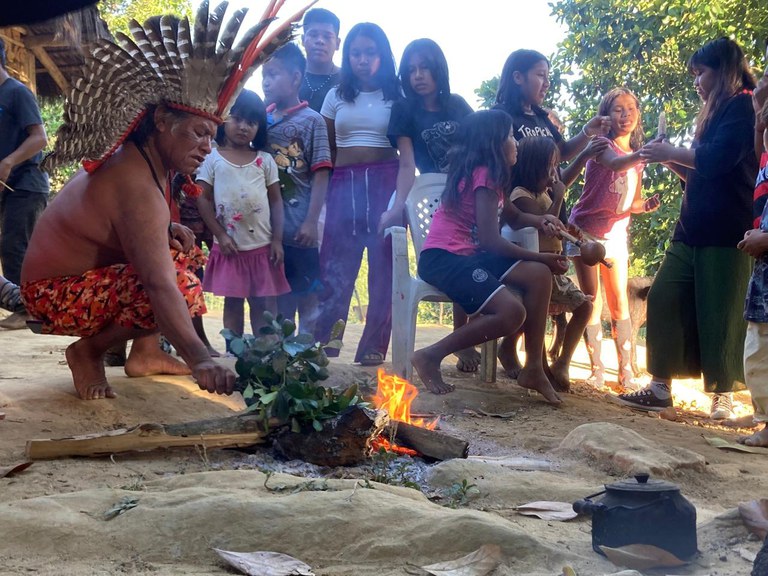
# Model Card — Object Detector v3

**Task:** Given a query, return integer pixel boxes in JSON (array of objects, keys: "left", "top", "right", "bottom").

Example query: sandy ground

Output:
[{"left": 1, "top": 309, "right": 767, "bottom": 575}]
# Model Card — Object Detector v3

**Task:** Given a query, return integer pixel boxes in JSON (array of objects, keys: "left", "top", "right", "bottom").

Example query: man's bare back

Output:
[{"left": 21, "top": 110, "right": 236, "bottom": 400}]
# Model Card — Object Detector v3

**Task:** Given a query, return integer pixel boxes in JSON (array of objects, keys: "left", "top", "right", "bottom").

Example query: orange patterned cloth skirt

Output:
[{"left": 20, "top": 248, "right": 207, "bottom": 337}]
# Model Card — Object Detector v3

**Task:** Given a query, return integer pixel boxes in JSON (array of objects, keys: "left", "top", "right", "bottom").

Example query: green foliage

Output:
[
  {"left": 39, "top": 98, "right": 78, "bottom": 195},
  {"left": 548, "top": 0, "right": 768, "bottom": 274},
  {"left": 223, "top": 312, "right": 366, "bottom": 433},
  {"left": 98, "top": 0, "right": 193, "bottom": 35},
  {"left": 445, "top": 479, "right": 480, "bottom": 508},
  {"left": 368, "top": 449, "right": 421, "bottom": 489}
]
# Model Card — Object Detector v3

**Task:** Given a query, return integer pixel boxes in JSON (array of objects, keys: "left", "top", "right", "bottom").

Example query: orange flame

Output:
[{"left": 372, "top": 369, "right": 438, "bottom": 430}]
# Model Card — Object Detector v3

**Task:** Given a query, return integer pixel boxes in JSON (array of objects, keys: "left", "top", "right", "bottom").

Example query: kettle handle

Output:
[{"left": 572, "top": 490, "right": 607, "bottom": 516}]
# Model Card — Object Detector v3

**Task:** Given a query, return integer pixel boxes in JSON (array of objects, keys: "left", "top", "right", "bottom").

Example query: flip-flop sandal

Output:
[{"left": 359, "top": 351, "right": 385, "bottom": 366}]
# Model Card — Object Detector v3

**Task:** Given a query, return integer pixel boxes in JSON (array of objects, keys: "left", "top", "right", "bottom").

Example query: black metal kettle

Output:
[{"left": 573, "top": 473, "right": 698, "bottom": 560}]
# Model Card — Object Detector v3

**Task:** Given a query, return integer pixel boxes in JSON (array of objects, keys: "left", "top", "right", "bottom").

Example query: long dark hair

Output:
[
  {"left": 688, "top": 38, "right": 756, "bottom": 138},
  {"left": 337, "top": 22, "right": 400, "bottom": 102},
  {"left": 443, "top": 110, "right": 514, "bottom": 210},
  {"left": 495, "top": 49, "right": 549, "bottom": 117},
  {"left": 216, "top": 89, "right": 268, "bottom": 150},
  {"left": 598, "top": 87, "right": 644, "bottom": 151},
  {"left": 510, "top": 136, "right": 559, "bottom": 196},
  {"left": 399, "top": 38, "right": 451, "bottom": 109}
]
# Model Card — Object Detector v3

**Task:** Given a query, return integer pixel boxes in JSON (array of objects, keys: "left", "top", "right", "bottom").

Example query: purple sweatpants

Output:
[{"left": 315, "top": 159, "right": 400, "bottom": 362}]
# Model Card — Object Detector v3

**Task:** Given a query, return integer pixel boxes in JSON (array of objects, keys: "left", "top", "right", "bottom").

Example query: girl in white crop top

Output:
[{"left": 315, "top": 22, "right": 401, "bottom": 367}]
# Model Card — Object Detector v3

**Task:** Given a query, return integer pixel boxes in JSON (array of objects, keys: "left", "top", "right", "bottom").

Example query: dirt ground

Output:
[{"left": 1, "top": 309, "right": 767, "bottom": 575}]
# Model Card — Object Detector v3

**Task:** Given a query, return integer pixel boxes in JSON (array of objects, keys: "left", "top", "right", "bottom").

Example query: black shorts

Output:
[
  {"left": 282, "top": 245, "right": 322, "bottom": 295},
  {"left": 418, "top": 248, "right": 520, "bottom": 316}
]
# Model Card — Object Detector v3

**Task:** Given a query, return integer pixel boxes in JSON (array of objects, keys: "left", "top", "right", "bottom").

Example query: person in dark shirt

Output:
[
  {"left": 386, "top": 38, "right": 478, "bottom": 372},
  {"left": 299, "top": 8, "right": 341, "bottom": 113},
  {"left": 0, "top": 37, "right": 49, "bottom": 329},
  {"left": 618, "top": 38, "right": 758, "bottom": 419}
]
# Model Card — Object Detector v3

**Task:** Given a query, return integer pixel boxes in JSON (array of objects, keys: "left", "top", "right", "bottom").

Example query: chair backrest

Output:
[{"left": 404, "top": 173, "right": 447, "bottom": 256}]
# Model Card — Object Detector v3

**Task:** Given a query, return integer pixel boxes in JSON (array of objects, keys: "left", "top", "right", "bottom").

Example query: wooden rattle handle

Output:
[{"left": 556, "top": 230, "right": 613, "bottom": 268}]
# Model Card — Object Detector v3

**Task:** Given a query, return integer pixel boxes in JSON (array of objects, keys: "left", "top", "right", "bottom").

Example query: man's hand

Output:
[
  {"left": 294, "top": 221, "right": 318, "bottom": 247},
  {"left": 168, "top": 223, "right": 195, "bottom": 252},
  {"left": 0, "top": 157, "right": 13, "bottom": 188},
  {"left": 539, "top": 252, "right": 569, "bottom": 275},
  {"left": 216, "top": 233, "right": 238, "bottom": 256},
  {"left": 191, "top": 360, "right": 237, "bottom": 395},
  {"left": 738, "top": 229, "right": 768, "bottom": 258}
]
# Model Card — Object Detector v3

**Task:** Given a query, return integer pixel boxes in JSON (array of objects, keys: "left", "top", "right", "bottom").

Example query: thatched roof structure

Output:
[{"left": 0, "top": 5, "right": 110, "bottom": 97}]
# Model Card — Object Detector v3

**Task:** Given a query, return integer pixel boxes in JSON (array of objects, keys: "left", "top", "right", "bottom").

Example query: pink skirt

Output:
[{"left": 203, "top": 244, "right": 290, "bottom": 298}]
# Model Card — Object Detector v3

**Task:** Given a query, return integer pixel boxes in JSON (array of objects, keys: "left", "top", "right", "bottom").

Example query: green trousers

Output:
[{"left": 646, "top": 242, "right": 751, "bottom": 393}]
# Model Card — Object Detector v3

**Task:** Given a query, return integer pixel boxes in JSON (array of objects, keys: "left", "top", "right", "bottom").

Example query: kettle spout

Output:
[{"left": 573, "top": 499, "right": 607, "bottom": 516}]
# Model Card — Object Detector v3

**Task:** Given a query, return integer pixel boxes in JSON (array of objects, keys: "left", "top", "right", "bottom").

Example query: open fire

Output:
[{"left": 370, "top": 369, "right": 438, "bottom": 455}]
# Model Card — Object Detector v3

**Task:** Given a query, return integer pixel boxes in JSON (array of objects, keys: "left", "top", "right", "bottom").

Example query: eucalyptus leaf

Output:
[
  {"left": 312, "top": 419, "right": 323, "bottom": 432},
  {"left": 291, "top": 418, "right": 301, "bottom": 433},
  {"left": 324, "top": 339, "right": 343, "bottom": 350},
  {"left": 329, "top": 319, "right": 345, "bottom": 340},
  {"left": 230, "top": 338, "right": 245, "bottom": 356},
  {"left": 242, "top": 385, "right": 255, "bottom": 400},
  {"left": 283, "top": 340, "right": 311, "bottom": 356},
  {"left": 260, "top": 391, "right": 279, "bottom": 405},
  {"left": 220, "top": 328, "right": 238, "bottom": 342},
  {"left": 282, "top": 319, "right": 297, "bottom": 337}
]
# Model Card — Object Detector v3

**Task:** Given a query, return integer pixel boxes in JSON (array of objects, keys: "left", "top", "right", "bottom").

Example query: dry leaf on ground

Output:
[
  {"left": 704, "top": 436, "right": 768, "bottom": 454},
  {"left": 515, "top": 501, "right": 578, "bottom": 521},
  {"left": 214, "top": 549, "right": 315, "bottom": 576},
  {"left": 738, "top": 499, "right": 768, "bottom": 539},
  {"left": 421, "top": 544, "right": 502, "bottom": 576},
  {"left": 599, "top": 544, "right": 688, "bottom": 570},
  {"left": 0, "top": 461, "right": 31, "bottom": 478}
]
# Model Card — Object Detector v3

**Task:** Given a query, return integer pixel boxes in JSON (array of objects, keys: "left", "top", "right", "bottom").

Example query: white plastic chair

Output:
[{"left": 390, "top": 172, "right": 538, "bottom": 382}]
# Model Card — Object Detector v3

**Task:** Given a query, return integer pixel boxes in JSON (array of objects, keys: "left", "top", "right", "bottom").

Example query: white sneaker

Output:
[{"left": 710, "top": 393, "right": 734, "bottom": 420}]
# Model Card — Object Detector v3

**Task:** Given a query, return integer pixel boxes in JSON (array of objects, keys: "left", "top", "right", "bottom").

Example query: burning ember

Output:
[{"left": 370, "top": 369, "right": 438, "bottom": 455}]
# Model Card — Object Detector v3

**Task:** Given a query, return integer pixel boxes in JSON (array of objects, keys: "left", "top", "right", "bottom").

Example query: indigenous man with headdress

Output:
[{"left": 20, "top": 0, "right": 314, "bottom": 400}]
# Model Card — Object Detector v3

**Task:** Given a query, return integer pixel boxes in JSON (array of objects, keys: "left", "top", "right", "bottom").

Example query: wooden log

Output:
[
  {"left": 389, "top": 421, "right": 469, "bottom": 461},
  {"left": 272, "top": 406, "right": 389, "bottom": 466},
  {"left": 26, "top": 422, "right": 268, "bottom": 459}
]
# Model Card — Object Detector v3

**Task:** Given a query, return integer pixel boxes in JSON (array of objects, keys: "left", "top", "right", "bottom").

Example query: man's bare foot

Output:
[
  {"left": 547, "top": 358, "right": 571, "bottom": 392},
  {"left": 412, "top": 349, "right": 454, "bottom": 394},
  {"left": 455, "top": 347, "right": 481, "bottom": 373},
  {"left": 497, "top": 337, "right": 523, "bottom": 379},
  {"left": 66, "top": 341, "right": 117, "bottom": 400},
  {"left": 516, "top": 366, "right": 562, "bottom": 405},
  {"left": 124, "top": 347, "right": 192, "bottom": 377},
  {"left": 738, "top": 426, "right": 768, "bottom": 447}
]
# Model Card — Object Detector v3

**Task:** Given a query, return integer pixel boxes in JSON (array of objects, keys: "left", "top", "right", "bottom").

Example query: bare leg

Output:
[
  {"left": 249, "top": 296, "right": 276, "bottom": 335},
  {"left": 504, "top": 262, "right": 563, "bottom": 402},
  {"left": 550, "top": 298, "right": 593, "bottom": 388},
  {"left": 412, "top": 288, "right": 525, "bottom": 395},
  {"left": 66, "top": 324, "right": 153, "bottom": 400},
  {"left": 497, "top": 331, "right": 523, "bottom": 378},
  {"left": 124, "top": 333, "right": 192, "bottom": 377},
  {"left": 739, "top": 424, "right": 768, "bottom": 447},
  {"left": 453, "top": 304, "right": 481, "bottom": 372},
  {"left": 574, "top": 256, "right": 604, "bottom": 383},
  {"left": 223, "top": 296, "right": 245, "bottom": 346}
]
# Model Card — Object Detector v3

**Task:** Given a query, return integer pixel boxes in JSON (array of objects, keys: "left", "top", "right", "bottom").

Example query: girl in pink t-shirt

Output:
[
  {"left": 414, "top": 109, "right": 568, "bottom": 404},
  {"left": 568, "top": 87, "right": 659, "bottom": 389}
]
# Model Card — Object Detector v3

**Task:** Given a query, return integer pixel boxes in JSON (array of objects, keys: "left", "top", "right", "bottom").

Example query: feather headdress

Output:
[{"left": 48, "top": 0, "right": 316, "bottom": 172}]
